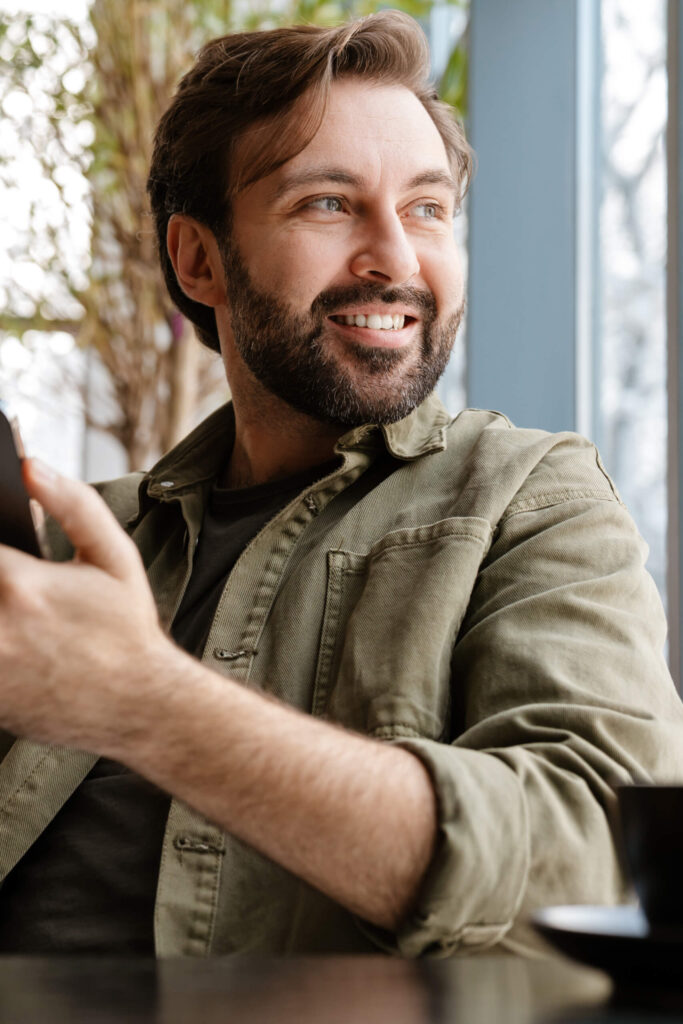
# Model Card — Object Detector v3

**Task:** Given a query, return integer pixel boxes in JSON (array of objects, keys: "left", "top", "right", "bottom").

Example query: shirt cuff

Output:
[{"left": 357, "top": 737, "right": 530, "bottom": 957}]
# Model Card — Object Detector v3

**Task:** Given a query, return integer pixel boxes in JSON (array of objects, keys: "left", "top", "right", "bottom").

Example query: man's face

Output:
[{"left": 220, "top": 78, "right": 465, "bottom": 427}]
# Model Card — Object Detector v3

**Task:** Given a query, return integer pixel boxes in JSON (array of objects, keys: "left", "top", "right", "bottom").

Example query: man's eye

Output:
[
  {"left": 308, "top": 196, "right": 344, "bottom": 213},
  {"left": 412, "top": 202, "right": 442, "bottom": 220}
]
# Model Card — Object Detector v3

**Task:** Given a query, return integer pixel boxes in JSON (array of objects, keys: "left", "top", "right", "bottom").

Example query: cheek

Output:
[
  {"left": 253, "top": 233, "right": 351, "bottom": 305},
  {"left": 421, "top": 245, "right": 464, "bottom": 311}
]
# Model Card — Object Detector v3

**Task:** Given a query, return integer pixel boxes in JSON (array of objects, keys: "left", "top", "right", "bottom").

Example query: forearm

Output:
[
  {"left": 114, "top": 640, "right": 438, "bottom": 931},
  {"left": 0, "top": 463, "right": 436, "bottom": 931}
]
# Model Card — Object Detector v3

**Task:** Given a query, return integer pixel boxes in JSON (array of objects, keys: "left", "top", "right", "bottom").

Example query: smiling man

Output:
[
  {"left": 165, "top": 69, "right": 467, "bottom": 483},
  {"left": 0, "top": 11, "right": 682, "bottom": 959}
]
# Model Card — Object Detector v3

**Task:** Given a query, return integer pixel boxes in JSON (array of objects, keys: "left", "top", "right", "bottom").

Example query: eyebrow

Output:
[
  {"left": 404, "top": 170, "right": 459, "bottom": 195},
  {"left": 269, "top": 166, "right": 459, "bottom": 202}
]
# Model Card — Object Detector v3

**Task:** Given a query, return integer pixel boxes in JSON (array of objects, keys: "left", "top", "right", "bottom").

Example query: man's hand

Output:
[
  {"left": 0, "top": 459, "right": 169, "bottom": 752},
  {"left": 0, "top": 461, "right": 438, "bottom": 932}
]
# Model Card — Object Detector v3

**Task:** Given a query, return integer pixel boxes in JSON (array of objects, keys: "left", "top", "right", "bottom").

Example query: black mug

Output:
[{"left": 616, "top": 784, "right": 683, "bottom": 929}]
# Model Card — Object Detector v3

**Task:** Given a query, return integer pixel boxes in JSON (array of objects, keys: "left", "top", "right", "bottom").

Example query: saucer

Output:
[{"left": 532, "top": 905, "right": 683, "bottom": 988}]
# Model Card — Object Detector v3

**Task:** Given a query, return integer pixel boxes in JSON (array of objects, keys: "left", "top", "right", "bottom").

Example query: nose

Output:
[{"left": 348, "top": 211, "right": 420, "bottom": 285}]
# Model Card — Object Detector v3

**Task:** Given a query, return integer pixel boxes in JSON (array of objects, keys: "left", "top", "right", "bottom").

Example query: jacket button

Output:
[
  {"left": 213, "top": 648, "right": 248, "bottom": 661},
  {"left": 174, "top": 835, "right": 223, "bottom": 855}
]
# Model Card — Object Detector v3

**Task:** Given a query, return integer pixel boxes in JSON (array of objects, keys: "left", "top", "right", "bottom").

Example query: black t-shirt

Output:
[
  {"left": 0, "top": 458, "right": 338, "bottom": 955},
  {"left": 171, "top": 459, "right": 339, "bottom": 656}
]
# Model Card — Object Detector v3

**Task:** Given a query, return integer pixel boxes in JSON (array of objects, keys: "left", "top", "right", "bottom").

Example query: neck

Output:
[
  {"left": 217, "top": 323, "right": 347, "bottom": 487},
  {"left": 226, "top": 390, "right": 344, "bottom": 489}
]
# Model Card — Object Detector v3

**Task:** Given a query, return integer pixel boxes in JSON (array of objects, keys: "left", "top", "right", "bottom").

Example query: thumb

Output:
[{"left": 22, "top": 459, "right": 142, "bottom": 581}]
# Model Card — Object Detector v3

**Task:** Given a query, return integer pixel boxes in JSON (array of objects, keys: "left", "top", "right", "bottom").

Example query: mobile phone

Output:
[{"left": 0, "top": 409, "right": 45, "bottom": 557}]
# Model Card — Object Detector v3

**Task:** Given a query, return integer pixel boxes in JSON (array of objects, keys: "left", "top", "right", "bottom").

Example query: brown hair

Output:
[{"left": 147, "top": 10, "right": 473, "bottom": 351}]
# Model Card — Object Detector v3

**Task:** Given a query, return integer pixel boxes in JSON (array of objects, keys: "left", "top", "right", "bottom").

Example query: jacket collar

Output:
[
  {"left": 145, "top": 403, "right": 236, "bottom": 499},
  {"left": 381, "top": 392, "right": 450, "bottom": 459},
  {"left": 144, "top": 392, "right": 451, "bottom": 499}
]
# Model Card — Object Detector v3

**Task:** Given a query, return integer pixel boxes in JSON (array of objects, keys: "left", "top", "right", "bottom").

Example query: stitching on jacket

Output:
[
  {"left": 593, "top": 446, "right": 623, "bottom": 503},
  {"left": 371, "top": 531, "right": 490, "bottom": 556},
  {"left": 370, "top": 724, "right": 424, "bottom": 739},
  {"left": 458, "top": 407, "right": 515, "bottom": 429},
  {"left": 503, "top": 487, "right": 617, "bottom": 518},
  {"left": 0, "top": 750, "right": 52, "bottom": 822},
  {"left": 187, "top": 854, "right": 222, "bottom": 955},
  {"left": 338, "top": 525, "right": 491, "bottom": 563}
]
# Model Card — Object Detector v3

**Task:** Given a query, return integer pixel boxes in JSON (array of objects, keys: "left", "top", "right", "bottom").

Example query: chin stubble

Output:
[{"left": 221, "top": 244, "right": 463, "bottom": 427}]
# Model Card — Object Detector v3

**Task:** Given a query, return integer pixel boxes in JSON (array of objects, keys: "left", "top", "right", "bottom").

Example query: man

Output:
[{"left": 0, "top": 11, "right": 681, "bottom": 958}]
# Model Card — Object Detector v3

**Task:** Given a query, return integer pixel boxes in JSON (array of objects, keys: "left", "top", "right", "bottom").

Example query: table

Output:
[{"left": 0, "top": 953, "right": 678, "bottom": 1024}]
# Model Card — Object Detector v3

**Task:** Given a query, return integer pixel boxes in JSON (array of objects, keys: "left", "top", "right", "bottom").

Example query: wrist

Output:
[{"left": 108, "top": 638, "right": 226, "bottom": 773}]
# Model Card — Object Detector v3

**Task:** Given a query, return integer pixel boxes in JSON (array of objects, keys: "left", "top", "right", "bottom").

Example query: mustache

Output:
[{"left": 311, "top": 283, "right": 437, "bottom": 320}]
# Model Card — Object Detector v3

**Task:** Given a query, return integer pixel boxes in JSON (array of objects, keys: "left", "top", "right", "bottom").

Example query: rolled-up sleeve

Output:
[{"left": 360, "top": 478, "right": 683, "bottom": 956}]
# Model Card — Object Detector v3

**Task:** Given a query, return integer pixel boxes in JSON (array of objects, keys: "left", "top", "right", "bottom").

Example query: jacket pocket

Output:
[{"left": 312, "top": 517, "right": 492, "bottom": 739}]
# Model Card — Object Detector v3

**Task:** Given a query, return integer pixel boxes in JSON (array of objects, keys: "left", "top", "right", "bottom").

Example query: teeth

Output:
[{"left": 337, "top": 313, "right": 406, "bottom": 330}]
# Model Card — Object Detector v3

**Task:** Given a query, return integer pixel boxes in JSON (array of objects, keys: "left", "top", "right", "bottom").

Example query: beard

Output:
[{"left": 221, "top": 243, "right": 464, "bottom": 428}]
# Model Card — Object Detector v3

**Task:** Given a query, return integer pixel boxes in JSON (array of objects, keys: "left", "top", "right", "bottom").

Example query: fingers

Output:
[{"left": 21, "top": 458, "right": 142, "bottom": 582}]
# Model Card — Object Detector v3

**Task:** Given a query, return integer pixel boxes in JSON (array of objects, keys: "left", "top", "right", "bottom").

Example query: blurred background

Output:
[{"left": 0, "top": 0, "right": 679, "bottom": 681}]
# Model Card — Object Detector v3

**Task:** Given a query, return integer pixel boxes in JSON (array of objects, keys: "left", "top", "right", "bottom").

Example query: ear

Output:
[{"left": 166, "top": 214, "right": 226, "bottom": 307}]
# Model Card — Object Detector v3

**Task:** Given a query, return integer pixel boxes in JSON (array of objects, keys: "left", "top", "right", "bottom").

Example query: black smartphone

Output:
[{"left": 0, "top": 408, "right": 44, "bottom": 557}]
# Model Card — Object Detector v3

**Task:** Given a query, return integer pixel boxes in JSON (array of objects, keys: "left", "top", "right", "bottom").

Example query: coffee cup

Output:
[{"left": 616, "top": 784, "right": 683, "bottom": 929}]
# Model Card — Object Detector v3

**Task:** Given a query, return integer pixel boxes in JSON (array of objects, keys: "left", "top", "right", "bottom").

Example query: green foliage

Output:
[{"left": 439, "top": 24, "right": 468, "bottom": 111}]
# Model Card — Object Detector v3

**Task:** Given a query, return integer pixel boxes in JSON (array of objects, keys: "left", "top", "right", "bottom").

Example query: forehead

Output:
[{"left": 274, "top": 78, "right": 452, "bottom": 190}]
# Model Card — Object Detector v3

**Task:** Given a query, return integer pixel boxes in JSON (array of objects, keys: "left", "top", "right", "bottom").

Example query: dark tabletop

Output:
[{"left": 0, "top": 953, "right": 679, "bottom": 1024}]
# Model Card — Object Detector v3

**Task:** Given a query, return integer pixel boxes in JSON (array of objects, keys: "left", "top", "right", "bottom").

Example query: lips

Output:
[
  {"left": 327, "top": 310, "right": 418, "bottom": 349},
  {"left": 314, "top": 286, "right": 430, "bottom": 349}
]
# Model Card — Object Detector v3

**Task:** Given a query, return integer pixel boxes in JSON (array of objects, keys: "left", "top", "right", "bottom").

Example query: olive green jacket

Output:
[{"left": 1, "top": 394, "right": 682, "bottom": 957}]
